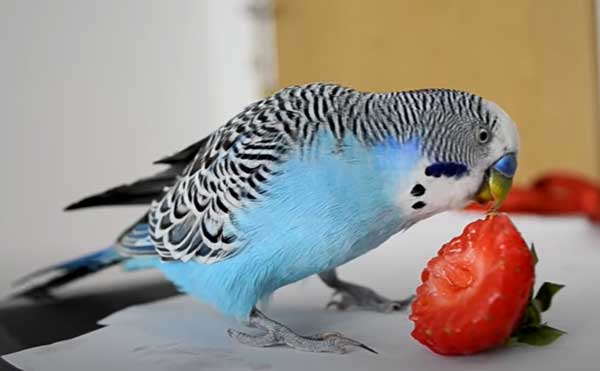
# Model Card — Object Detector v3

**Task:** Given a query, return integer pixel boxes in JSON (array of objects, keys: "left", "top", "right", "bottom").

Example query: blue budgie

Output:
[{"left": 16, "top": 83, "right": 519, "bottom": 353}]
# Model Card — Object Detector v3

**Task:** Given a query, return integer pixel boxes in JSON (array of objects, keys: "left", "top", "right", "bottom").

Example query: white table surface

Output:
[{"left": 4, "top": 212, "right": 600, "bottom": 371}]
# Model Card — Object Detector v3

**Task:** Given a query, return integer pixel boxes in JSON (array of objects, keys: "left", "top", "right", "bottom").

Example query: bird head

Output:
[{"left": 393, "top": 92, "right": 519, "bottom": 217}]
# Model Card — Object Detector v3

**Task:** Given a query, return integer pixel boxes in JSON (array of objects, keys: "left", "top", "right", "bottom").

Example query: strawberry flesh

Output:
[{"left": 410, "top": 214, "right": 535, "bottom": 355}]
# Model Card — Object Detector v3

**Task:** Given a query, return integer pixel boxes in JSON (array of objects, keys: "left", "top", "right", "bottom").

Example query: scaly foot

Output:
[
  {"left": 227, "top": 309, "right": 376, "bottom": 354},
  {"left": 319, "top": 269, "right": 414, "bottom": 313}
]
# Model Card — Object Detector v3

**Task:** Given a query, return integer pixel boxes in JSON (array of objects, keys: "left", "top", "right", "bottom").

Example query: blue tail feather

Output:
[
  {"left": 58, "top": 247, "right": 123, "bottom": 271},
  {"left": 13, "top": 220, "right": 161, "bottom": 297},
  {"left": 12, "top": 246, "right": 125, "bottom": 296}
]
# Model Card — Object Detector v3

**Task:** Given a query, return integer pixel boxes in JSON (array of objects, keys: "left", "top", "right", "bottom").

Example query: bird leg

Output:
[
  {"left": 319, "top": 269, "right": 414, "bottom": 313},
  {"left": 227, "top": 308, "right": 376, "bottom": 354}
]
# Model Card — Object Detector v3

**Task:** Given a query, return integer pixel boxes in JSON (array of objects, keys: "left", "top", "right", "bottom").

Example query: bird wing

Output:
[
  {"left": 147, "top": 99, "right": 304, "bottom": 264},
  {"left": 120, "top": 83, "right": 355, "bottom": 263},
  {"left": 65, "top": 137, "right": 211, "bottom": 210}
]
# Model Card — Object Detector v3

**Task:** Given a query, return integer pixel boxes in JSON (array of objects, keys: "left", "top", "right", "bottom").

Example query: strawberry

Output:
[
  {"left": 533, "top": 173, "right": 600, "bottom": 220},
  {"left": 410, "top": 214, "right": 564, "bottom": 355}
]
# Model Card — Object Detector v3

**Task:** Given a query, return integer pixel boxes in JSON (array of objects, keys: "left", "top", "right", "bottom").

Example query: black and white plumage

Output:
[{"left": 128, "top": 83, "right": 506, "bottom": 264}]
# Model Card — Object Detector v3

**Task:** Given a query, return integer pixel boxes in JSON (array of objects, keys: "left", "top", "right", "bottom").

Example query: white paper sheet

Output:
[{"left": 5, "top": 212, "right": 600, "bottom": 370}]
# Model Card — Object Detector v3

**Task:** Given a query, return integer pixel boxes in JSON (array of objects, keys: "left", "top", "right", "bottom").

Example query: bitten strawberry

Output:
[{"left": 410, "top": 214, "right": 564, "bottom": 355}]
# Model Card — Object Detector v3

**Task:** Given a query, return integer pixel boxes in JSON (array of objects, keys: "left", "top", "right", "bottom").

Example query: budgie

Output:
[{"left": 16, "top": 83, "right": 519, "bottom": 353}]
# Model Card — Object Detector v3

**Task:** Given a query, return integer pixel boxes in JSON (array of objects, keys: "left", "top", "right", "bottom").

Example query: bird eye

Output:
[{"left": 478, "top": 128, "right": 490, "bottom": 144}]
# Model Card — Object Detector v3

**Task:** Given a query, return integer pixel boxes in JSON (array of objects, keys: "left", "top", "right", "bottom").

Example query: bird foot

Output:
[
  {"left": 326, "top": 284, "right": 414, "bottom": 313},
  {"left": 227, "top": 309, "right": 376, "bottom": 354}
]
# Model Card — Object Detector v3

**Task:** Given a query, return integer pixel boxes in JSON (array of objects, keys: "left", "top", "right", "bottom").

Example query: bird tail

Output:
[
  {"left": 11, "top": 246, "right": 125, "bottom": 298},
  {"left": 12, "top": 136, "right": 212, "bottom": 297}
]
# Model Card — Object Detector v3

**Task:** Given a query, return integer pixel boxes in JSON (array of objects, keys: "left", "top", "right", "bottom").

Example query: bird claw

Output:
[
  {"left": 309, "top": 332, "right": 378, "bottom": 354},
  {"left": 329, "top": 334, "right": 378, "bottom": 354},
  {"left": 326, "top": 288, "right": 414, "bottom": 313},
  {"left": 227, "top": 328, "right": 282, "bottom": 347},
  {"left": 228, "top": 309, "right": 377, "bottom": 354}
]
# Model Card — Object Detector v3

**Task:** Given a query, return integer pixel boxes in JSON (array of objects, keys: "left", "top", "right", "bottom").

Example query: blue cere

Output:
[{"left": 493, "top": 153, "right": 517, "bottom": 177}]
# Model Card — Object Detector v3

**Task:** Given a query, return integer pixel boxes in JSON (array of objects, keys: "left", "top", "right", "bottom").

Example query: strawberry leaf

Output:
[
  {"left": 522, "top": 301, "right": 542, "bottom": 327},
  {"left": 531, "top": 244, "right": 539, "bottom": 265},
  {"left": 513, "top": 325, "right": 566, "bottom": 346},
  {"left": 508, "top": 247, "right": 566, "bottom": 349},
  {"left": 534, "top": 282, "right": 564, "bottom": 312}
]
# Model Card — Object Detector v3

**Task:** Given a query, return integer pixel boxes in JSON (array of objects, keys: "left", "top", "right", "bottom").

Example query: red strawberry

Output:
[
  {"left": 410, "top": 214, "right": 564, "bottom": 356},
  {"left": 533, "top": 173, "right": 600, "bottom": 220}
]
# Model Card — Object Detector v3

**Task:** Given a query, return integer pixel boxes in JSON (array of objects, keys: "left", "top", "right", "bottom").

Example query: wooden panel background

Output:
[{"left": 274, "top": 0, "right": 599, "bottom": 183}]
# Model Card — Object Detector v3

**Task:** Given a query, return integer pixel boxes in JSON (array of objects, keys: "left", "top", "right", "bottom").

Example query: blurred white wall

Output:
[{"left": 0, "top": 0, "right": 267, "bottom": 294}]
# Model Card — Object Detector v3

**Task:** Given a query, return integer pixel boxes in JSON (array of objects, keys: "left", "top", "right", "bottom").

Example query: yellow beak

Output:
[
  {"left": 475, "top": 170, "right": 513, "bottom": 210},
  {"left": 474, "top": 154, "right": 517, "bottom": 210}
]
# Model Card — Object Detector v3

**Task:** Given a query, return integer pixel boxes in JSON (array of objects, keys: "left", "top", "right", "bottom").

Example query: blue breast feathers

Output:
[{"left": 157, "top": 132, "right": 423, "bottom": 320}]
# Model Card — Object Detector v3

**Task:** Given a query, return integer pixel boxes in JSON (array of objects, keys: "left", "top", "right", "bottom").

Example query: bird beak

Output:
[{"left": 474, "top": 153, "right": 517, "bottom": 210}]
